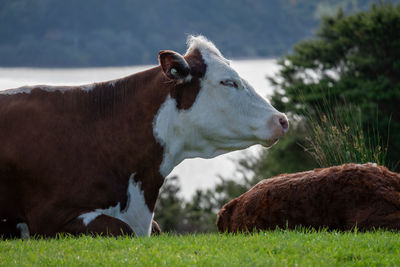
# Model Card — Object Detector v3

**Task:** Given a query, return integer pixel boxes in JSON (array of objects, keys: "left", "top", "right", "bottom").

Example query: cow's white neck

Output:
[{"left": 153, "top": 95, "right": 222, "bottom": 177}]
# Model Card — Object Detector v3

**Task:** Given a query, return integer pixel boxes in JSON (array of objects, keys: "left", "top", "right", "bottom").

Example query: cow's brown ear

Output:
[{"left": 159, "top": 50, "right": 191, "bottom": 81}]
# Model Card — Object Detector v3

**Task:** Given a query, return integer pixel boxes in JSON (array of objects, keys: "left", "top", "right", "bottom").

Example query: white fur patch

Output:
[
  {"left": 0, "top": 83, "right": 96, "bottom": 95},
  {"left": 186, "top": 35, "right": 228, "bottom": 64},
  {"left": 80, "top": 83, "right": 96, "bottom": 92},
  {"left": 153, "top": 96, "right": 182, "bottom": 177},
  {"left": 16, "top": 223, "right": 30, "bottom": 239},
  {"left": 0, "top": 86, "right": 37, "bottom": 95},
  {"left": 78, "top": 174, "right": 154, "bottom": 236},
  {"left": 180, "top": 74, "right": 193, "bottom": 84},
  {"left": 154, "top": 95, "right": 228, "bottom": 177}
]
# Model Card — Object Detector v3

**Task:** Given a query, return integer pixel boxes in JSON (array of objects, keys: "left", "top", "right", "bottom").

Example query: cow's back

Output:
[{"left": 217, "top": 163, "right": 400, "bottom": 232}]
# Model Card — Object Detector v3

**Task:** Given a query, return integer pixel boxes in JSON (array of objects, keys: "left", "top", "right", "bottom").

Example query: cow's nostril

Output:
[{"left": 279, "top": 116, "right": 289, "bottom": 131}]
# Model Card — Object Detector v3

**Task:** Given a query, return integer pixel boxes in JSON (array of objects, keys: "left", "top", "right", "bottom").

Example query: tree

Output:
[
  {"left": 271, "top": 2, "right": 400, "bottom": 169},
  {"left": 155, "top": 175, "right": 252, "bottom": 233},
  {"left": 154, "top": 176, "right": 185, "bottom": 233}
]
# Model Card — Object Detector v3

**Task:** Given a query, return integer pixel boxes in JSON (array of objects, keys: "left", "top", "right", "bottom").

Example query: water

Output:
[{"left": 0, "top": 59, "right": 280, "bottom": 199}]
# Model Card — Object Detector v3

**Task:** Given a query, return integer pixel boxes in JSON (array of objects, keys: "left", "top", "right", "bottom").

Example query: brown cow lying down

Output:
[{"left": 217, "top": 163, "right": 400, "bottom": 232}]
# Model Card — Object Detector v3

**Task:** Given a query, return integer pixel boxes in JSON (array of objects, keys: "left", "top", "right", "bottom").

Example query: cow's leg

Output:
[{"left": 60, "top": 215, "right": 134, "bottom": 237}]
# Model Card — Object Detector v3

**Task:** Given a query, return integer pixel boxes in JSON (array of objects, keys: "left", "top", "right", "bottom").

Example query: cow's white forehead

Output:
[
  {"left": 186, "top": 35, "right": 240, "bottom": 83},
  {"left": 186, "top": 35, "right": 230, "bottom": 66}
]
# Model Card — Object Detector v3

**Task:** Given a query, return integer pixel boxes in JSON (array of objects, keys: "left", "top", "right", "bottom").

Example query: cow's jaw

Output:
[
  {"left": 153, "top": 91, "right": 287, "bottom": 178},
  {"left": 193, "top": 78, "right": 286, "bottom": 148}
]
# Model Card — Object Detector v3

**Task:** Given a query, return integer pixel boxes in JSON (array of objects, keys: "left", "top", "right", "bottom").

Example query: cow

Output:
[
  {"left": 217, "top": 163, "right": 400, "bottom": 233},
  {"left": 0, "top": 35, "right": 288, "bottom": 238}
]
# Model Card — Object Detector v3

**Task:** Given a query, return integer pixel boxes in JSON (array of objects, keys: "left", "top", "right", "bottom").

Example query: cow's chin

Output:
[
  {"left": 261, "top": 138, "right": 280, "bottom": 148},
  {"left": 213, "top": 136, "right": 279, "bottom": 153},
  {"left": 261, "top": 138, "right": 279, "bottom": 148},
  {"left": 210, "top": 139, "right": 261, "bottom": 155},
  {"left": 251, "top": 127, "right": 286, "bottom": 148}
]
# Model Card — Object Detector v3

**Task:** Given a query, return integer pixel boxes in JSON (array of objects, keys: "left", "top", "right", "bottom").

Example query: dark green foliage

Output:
[
  {"left": 153, "top": 176, "right": 185, "bottom": 233},
  {"left": 155, "top": 176, "right": 251, "bottom": 233},
  {"left": 270, "top": 2, "right": 400, "bottom": 171},
  {"left": 0, "top": 0, "right": 390, "bottom": 66},
  {"left": 156, "top": 180, "right": 219, "bottom": 233}
]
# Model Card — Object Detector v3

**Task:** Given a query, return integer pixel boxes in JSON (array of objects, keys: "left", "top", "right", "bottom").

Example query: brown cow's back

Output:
[{"left": 217, "top": 163, "right": 400, "bottom": 232}]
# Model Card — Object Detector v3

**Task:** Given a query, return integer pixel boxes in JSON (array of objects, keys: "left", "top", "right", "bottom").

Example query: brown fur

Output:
[
  {"left": 151, "top": 220, "right": 162, "bottom": 235},
  {"left": 0, "top": 49, "right": 206, "bottom": 238},
  {"left": 217, "top": 163, "right": 400, "bottom": 232}
]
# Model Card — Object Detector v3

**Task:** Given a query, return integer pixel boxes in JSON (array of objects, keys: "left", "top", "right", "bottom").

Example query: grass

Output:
[
  {"left": 302, "top": 95, "right": 388, "bottom": 168},
  {"left": 1, "top": 230, "right": 400, "bottom": 266}
]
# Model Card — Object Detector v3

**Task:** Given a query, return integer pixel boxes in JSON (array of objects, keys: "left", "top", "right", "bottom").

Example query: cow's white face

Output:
[
  {"left": 155, "top": 36, "right": 288, "bottom": 177},
  {"left": 188, "top": 51, "right": 288, "bottom": 152}
]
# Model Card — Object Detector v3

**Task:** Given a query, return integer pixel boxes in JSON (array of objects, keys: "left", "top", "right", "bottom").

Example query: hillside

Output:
[{"left": 0, "top": 0, "right": 394, "bottom": 67}]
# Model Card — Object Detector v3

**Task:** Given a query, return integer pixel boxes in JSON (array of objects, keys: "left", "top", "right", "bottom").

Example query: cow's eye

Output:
[{"left": 220, "top": 80, "right": 238, "bottom": 89}]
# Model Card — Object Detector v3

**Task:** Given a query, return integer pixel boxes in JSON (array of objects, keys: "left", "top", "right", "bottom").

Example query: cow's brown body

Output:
[
  {"left": 217, "top": 163, "right": 400, "bottom": 232},
  {"left": 0, "top": 50, "right": 206, "bottom": 237}
]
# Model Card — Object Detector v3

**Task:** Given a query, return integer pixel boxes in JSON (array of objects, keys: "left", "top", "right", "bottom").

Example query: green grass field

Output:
[{"left": 1, "top": 230, "right": 400, "bottom": 266}]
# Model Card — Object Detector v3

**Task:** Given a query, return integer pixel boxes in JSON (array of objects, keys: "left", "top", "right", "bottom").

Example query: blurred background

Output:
[
  {"left": 0, "top": 0, "right": 392, "bottom": 67},
  {"left": 0, "top": 0, "right": 399, "bottom": 233}
]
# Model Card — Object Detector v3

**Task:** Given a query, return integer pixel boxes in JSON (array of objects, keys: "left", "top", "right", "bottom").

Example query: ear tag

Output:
[{"left": 170, "top": 68, "right": 177, "bottom": 76}]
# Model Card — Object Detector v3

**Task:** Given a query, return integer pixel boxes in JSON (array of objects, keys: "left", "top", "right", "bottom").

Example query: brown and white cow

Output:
[{"left": 0, "top": 36, "right": 288, "bottom": 238}]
